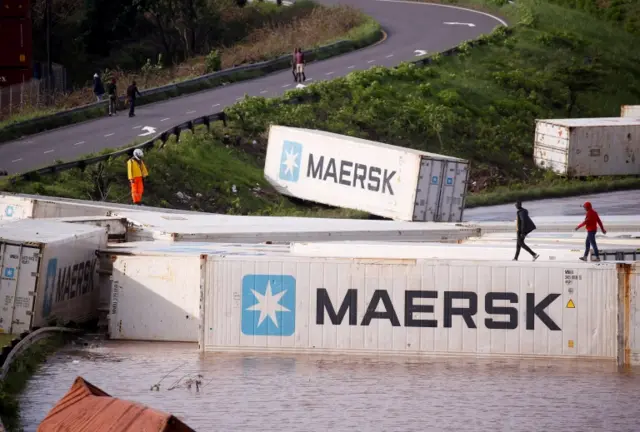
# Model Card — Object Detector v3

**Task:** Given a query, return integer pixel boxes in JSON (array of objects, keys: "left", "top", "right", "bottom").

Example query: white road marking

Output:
[
  {"left": 386, "top": 54, "right": 394, "bottom": 58},
  {"left": 186, "top": 110, "right": 196, "bottom": 114},
  {"left": 415, "top": 49, "right": 428, "bottom": 56},
  {"left": 104, "top": 133, "right": 115, "bottom": 137},
  {"left": 160, "top": 118, "right": 170, "bottom": 122},
  {"left": 374, "top": 0, "right": 508, "bottom": 26},
  {"left": 282, "top": 84, "right": 291, "bottom": 88},
  {"left": 367, "top": 60, "right": 375, "bottom": 63},
  {"left": 74, "top": 141, "right": 85, "bottom": 146},
  {"left": 347, "top": 65, "right": 355, "bottom": 69},
  {"left": 212, "top": 103, "right": 220, "bottom": 107},
  {"left": 44, "top": 149, "right": 54, "bottom": 154},
  {"left": 12, "top": 158, "right": 22, "bottom": 163},
  {"left": 133, "top": 125, "right": 142, "bottom": 129},
  {"left": 260, "top": 90, "right": 268, "bottom": 94},
  {"left": 325, "top": 71, "right": 334, "bottom": 75}
]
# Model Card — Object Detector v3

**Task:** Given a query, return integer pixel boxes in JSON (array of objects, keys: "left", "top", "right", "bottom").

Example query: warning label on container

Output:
[{"left": 566, "top": 299, "right": 575, "bottom": 309}]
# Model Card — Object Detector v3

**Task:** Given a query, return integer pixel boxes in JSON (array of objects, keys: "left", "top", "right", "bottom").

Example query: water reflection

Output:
[{"left": 19, "top": 339, "right": 640, "bottom": 431}]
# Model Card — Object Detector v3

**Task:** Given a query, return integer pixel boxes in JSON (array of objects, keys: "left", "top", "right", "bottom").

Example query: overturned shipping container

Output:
[
  {"left": 0, "top": 219, "right": 107, "bottom": 334},
  {"left": 534, "top": 118, "right": 640, "bottom": 177},
  {"left": 264, "top": 125, "right": 470, "bottom": 222},
  {"left": 200, "top": 255, "right": 640, "bottom": 365}
]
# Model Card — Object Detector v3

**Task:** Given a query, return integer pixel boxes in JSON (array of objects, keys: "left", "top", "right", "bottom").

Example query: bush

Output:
[{"left": 205, "top": 50, "right": 222, "bottom": 73}]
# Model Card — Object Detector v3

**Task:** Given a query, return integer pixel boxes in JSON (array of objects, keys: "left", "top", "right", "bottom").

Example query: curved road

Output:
[{"left": 1, "top": 0, "right": 504, "bottom": 174}]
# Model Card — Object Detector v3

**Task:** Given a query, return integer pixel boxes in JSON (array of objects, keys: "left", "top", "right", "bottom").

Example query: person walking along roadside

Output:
[
  {"left": 107, "top": 78, "right": 117, "bottom": 116},
  {"left": 93, "top": 72, "right": 105, "bottom": 101},
  {"left": 127, "top": 81, "right": 142, "bottom": 117},
  {"left": 514, "top": 200, "right": 540, "bottom": 261},
  {"left": 575, "top": 201, "right": 606, "bottom": 262},
  {"left": 294, "top": 47, "right": 306, "bottom": 83},
  {"left": 127, "top": 149, "right": 149, "bottom": 205}
]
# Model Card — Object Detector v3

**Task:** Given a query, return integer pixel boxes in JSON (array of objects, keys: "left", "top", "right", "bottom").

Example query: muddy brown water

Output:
[{"left": 19, "top": 339, "right": 640, "bottom": 431}]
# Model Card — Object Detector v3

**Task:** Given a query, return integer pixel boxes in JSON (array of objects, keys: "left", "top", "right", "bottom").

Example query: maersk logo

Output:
[
  {"left": 279, "top": 141, "right": 303, "bottom": 182},
  {"left": 241, "top": 274, "right": 296, "bottom": 336},
  {"left": 42, "top": 258, "right": 58, "bottom": 318},
  {"left": 3, "top": 267, "right": 15, "bottom": 279}
]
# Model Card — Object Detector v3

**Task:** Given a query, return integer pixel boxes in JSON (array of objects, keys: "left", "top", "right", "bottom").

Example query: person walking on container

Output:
[
  {"left": 514, "top": 200, "right": 540, "bottom": 261},
  {"left": 575, "top": 201, "right": 606, "bottom": 262},
  {"left": 295, "top": 47, "right": 306, "bottom": 83},
  {"left": 127, "top": 81, "right": 142, "bottom": 117},
  {"left": 107, "top": 78, "right": 117, "bottom": 116},
  {"left": 93, "top": 72, "right": 105, "bottom": 102},
  {"left": 127, "top": 149, "right": 149, "bottom": 205}
]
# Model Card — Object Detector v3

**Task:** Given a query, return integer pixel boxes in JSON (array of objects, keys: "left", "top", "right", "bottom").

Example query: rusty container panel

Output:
[
  {"left": 0, "top": 0, "right": 30, "bottom": 18},
  {"left": 625, "top": 263, "right": 640, "bottom": 367},
  {"left": 0, "top": 18, "right": 32, "bottom": 68}
]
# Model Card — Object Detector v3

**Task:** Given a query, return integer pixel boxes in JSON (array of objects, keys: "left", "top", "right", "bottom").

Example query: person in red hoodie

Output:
[{"left": 575, "top": 201, "right": 606, "bottom": 262}]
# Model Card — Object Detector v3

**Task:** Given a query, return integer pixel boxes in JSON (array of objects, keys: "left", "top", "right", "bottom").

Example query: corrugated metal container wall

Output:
[
  {"left": 0, "top": 194, "right": 140, "bottom": 220},
  {"left": 534, "top": 118, "right": 640, "bottom": 177},
  {"left": 264, "top": 125, "right": 469, "bottom": 222},
  {"left": 202, "top": 257, "right": 618, "bottom": 360},
  {"left": 0, "top": 0, "right": 30, "bottom": 18},
  {"left": 621, "top": 105, "right": 640, "bottom": 118},
  {"left": 0, "top": 19, "right": 32, "bottom": 69},
  {"left": 109, "top": 255, "right": 204, "bottom": 342}
]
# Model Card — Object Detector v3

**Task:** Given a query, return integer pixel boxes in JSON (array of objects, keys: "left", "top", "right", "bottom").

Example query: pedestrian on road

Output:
[
  {"left": 127, "top": 149, "right": 149, "bottom": 205},
  {"left": 93, "top": 72, "right": 105, "bottom": 102},
  {"left": 514, "top": 200, "right": 540, "bottom": 261},
  {"left": 292, "top": 48, "right": 298, "bottom": 82},
  {"left": 127, "top": 81, "right": 142, "bottom": 117},
  {"left": 107, "top": 78, "right": 117, "bottom": 116},
  {"left": 575, "top": 201, "right": 606, "bottom": 262},
  {"left": 295, "top": 47, "right": 306, "bottom": 82}
]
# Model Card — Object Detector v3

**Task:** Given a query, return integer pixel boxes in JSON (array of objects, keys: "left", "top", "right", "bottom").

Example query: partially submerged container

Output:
[
  {"left": 621, "top": 105, "right": 640, "bottom": 118},
  {"left": 0, "top": 219, "right": 107, "bottom": 334},
  {"left": 264, "top": 125, "right": 470, "bottom": 222},
  {"left": 533, "top": 118, "right": 640, "bottom": 176}
]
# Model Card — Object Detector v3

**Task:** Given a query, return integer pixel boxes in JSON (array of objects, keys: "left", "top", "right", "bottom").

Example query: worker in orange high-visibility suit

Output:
[{"left": 127, "top": 149, "right": 149, "bottom": 205}]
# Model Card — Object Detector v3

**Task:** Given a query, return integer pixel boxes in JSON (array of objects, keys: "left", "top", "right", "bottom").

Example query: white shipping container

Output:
[
  {"left": 264, "top": 125, "right": 470, "bottom": 222},
  {"left": 105, "top": 242, "right": 291, "bottom": 342},
  {"left": 118, "top": 211, "right": 479, "bottom": 243},
  {"left": 533, "top": 118, "right": 640, "bottom": 176},
  {"left": 621, "top": 105, "right": 640, "bottom": 118},
  {"left": 0, "top": 219, "right": 107, "bottom": 335},
  {"left": 201, "top": 256, "right": 619, "bottom": 361}
]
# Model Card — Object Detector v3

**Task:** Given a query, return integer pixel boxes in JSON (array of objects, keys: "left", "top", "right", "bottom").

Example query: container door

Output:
[
  {"left": 438, "top": 161, "right": 469, "bottom": 222},
  {"left": 0, "top": 243, "right": 40, "bottom": 334},
  {"left": 412, "top": 158, "right": 445, "bottom": 222}
]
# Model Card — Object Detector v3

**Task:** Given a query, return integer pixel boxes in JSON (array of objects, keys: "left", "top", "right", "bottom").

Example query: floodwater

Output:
[{"left": 20, "top": 339, "right": 640, "bottom": 432}]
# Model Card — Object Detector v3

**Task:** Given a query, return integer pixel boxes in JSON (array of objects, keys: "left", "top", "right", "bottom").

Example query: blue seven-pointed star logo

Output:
[
  {"left": 241, "top": 274, "right": 296, "bottom": 336},
  {"left": 278, "top": 141, "right": 302, "bottom": 182}
]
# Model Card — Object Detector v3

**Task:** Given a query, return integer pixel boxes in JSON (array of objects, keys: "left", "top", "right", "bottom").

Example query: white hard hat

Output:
[{"left": 133, "top": 149, "right": 144, "bottom": 159}]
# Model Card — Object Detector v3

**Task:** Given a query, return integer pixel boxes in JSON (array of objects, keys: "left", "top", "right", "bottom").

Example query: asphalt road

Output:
[{"left": 0, "top": 0, "right": 505, "bottom": 175}]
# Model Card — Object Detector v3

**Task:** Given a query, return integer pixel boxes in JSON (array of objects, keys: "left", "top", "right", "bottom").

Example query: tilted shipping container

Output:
[
  {"left": 0, "top": 219, "right": 107, "bottom": 334},
  {"left": 264, "top": 125, "right": 470, "bottom": 222},
  {"left": 0, "top": 0, "right": 31, "bottom": 18},
  {"left": 534, "top": 118, "right": 640, "bottom": 176},
  {"left": 0, "top": 18, "right": 32, "bottom": 69},
  {"left": 201, "top": 255, "right": 622, "bottom": 361}
]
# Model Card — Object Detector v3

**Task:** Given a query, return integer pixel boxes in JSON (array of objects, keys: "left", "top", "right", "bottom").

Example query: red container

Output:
[
  {"left": 0, "top": 0, "right": 30, "bottom": 19},
  {"left": 0, "top": 18, "right": 32, "bottom": 68},
  {"left": 0, "top": 68, "right": 32, "bottom": 87}
]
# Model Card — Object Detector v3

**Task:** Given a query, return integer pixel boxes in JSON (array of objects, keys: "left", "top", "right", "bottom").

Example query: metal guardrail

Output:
[
  {"left": 10, "top": 30, "right": 507, "bottom": 182},
  {"left": 0, "top": 327, "right": 80, "bottom": 381}
]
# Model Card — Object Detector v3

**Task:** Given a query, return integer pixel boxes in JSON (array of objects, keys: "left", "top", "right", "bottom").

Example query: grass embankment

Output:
[
  {"left": 4, "top": 0, "right": 640, "bottom": 212},
  {"left": 0, "top": 1, "right": 373, "bottom": 127},
  {"left": 0, "top": 335, "right": 66, "bottom": 431}
]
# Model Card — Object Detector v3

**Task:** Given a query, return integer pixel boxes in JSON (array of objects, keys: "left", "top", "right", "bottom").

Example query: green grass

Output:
[
  {"left": 0, "top": 334, "right": 15, "bottom": 348},
  {"left": 0, "top": 335, "right": 67, "bottom": 431},
  {"left": 4, "top": 0, "right": 640, "bottom": 214}
]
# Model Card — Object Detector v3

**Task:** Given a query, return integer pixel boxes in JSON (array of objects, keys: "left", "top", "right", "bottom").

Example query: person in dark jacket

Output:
[
  {"left": 93, "top": 72, "right": 105, "bottom": 101},
  {"left": 107, "top": 78, "right": 117, "bottom": 116},
  {"left": 514, "top": 200, "right": 540, "bottom": 261},
  {"left": 126, "top": 81, "right": 142, "bottom": 117},
  {"left": 575, "top": 201, "right": 606, "bottom": 262}
]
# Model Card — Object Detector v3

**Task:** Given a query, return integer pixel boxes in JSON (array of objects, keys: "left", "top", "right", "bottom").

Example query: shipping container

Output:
[
  {"left": 119, "top": 211, "right": 479, "bottom": 243},
  {"left": 103, "top": 242, "right": 292, "bottom": 342},
  {"left": 263, "top": 125, "right": 470, "bottom": 222},
  {"left": 0, "top": 219, "right": 107, "bottom": 335},
  {"left": 621, "top": 105, "right": 640, "bottom": 118},
  {"left": 466, "top": 215, "right": 640, "bottom": 235},
  {"left": 0, "top": 0, "right": 30, "bottom": 18},
  {"left": 201, "top": 255, "right": 622, "bottom": 361},
  {"left": 534, "top": 118, "right": 640, "bottom": 177},
  {"left": 0, "top": 18, "right": 32, "bottom": 68}
]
